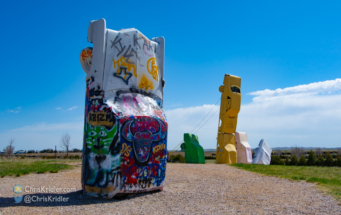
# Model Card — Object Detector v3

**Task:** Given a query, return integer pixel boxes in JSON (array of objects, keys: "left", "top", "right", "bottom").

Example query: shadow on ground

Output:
[{"left": 0, "top": 190, "right": 161, "bottom": 207}]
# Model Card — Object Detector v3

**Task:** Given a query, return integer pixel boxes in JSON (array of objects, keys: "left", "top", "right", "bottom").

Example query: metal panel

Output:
[
  {"left": 182, "top": 133, "right": 205, "bottom": 164},
  {"left": 252, "top": 139, "right": 272, "bottom": 165},
  {"left": 102, "top": 29, "right": 164, "bottom": 100},
  {"left": 235, "top": 132, "right": 252, "bottom": 164}
]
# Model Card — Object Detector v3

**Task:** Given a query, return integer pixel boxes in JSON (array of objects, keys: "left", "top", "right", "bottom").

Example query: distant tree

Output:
[
  {"left": 169, "top": 154, "right": 185, "bottom": 163},
  {"left": 284, "top": 156, "right": 290, "bottom": 165},
  {"left": 60, "top": 132, "right": 71, "bottom": 159},
  {"left": 274, "top": 149, "right": 282, "bottom": 156},
  {"left": 298, "top": 155, "right": 307, "bottom": 166},
  {"left": 335, "top": 155, "right": 341, "bottom": 167},
  {"left": 324, "top": 152, "right": 334, "bottom": 167},
  {"left": 338, "top": 148, "right": 341, "bottom": 156},
  {"left": 27, "top": 150, "right": 35, "bottom": 154},
  {"left": 290, "top": 155, "right": 298, "bottom": 166},
  {"left": 316, "top": 155, "right": 325, "bottom": 166},
  {"left": 315, "top": 148, "right": 322, "bottom": 157},
  {"left": 271, "top": 155, "right": 284, "bottom": 165},
  {"left": 306, "top": 150, "right": 317, "bottom": 166},
  {"left": 270, "top": 155, "right": 275, "bottom": 165},
  {"left": 291, "top": 146, "right": 304, "bottom": 158},
  {"left": 180, "top": 142, "right": 186, "bottom": 152},
  {"left": 3, "top": 138, "right": 15, "bottom": 157},
  {"left": 71, "top": 148, "right": 82, "bottom": 153},
  {"left": 40, "top": 149, "right": 54, "bottom": 153}
]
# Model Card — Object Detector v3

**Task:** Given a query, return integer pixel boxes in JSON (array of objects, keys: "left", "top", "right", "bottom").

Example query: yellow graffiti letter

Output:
[
  {"left": 113, "top": 58, "right": 120, "bottom": 68},
  {"left": 138, "top": 74, "right": 154, "bottom": 91},
  {"left": 147, "top": 58, "right": 159, "bottom": 81},
  {"left": 120, "top": 143, "right": 132, "bottom": 156}
]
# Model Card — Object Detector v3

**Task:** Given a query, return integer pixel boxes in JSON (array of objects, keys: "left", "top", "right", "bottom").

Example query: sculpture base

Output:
[{"left": 216, "top": 133, "right": 237, "bottom": 164}]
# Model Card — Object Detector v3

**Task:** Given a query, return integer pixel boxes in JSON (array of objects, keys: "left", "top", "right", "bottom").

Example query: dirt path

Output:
[{"left": 1, "top": 163, "right": 340, "bottom": 214}]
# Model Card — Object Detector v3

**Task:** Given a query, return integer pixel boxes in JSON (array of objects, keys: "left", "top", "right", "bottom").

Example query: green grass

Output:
[
  {"left": 0, "top": 158, "right": 74, "bottom": 177},
  {"left": 231, "top": 163, "right": 341, "bottom": 200},
  {"left": 205, "top": 159, "right": 216, "bottom": 164}
]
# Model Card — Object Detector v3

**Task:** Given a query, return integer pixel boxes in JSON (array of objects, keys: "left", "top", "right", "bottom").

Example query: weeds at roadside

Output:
[
  {"left": 0, "top": 158, "right": 73, "bottom": 177},
  {"left": 231, "top": 163, "right": 341, "bottom": 200}
]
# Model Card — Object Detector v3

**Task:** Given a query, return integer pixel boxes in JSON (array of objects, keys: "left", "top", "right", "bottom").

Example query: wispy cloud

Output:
[
  {"left": 166, "top": 78, "right": 341, "bottom": 149},
  {"left": 67, "top": 106, "right": 78, "bottom": 111},
  {"left": 238, "top": 78, "right": 341, "bottom": 148},
  {"left": 55, "top": 107, "right": 62, "bottom": 110},
  {"left": 8, "top": 110, "right": 20, "bottom": 113},
  {"left": 2, "top": 78, "right": 340, "bottom": 151},
  {"left": 249, "top": 78, "right": 341, "bottom": 98},
  {"left": 0, "top": 122, "right": 84, "bottom": 150},
  {"left": 166, "top": 105, "right": 220, "bottom": 149},
  {"left": 165, "top": 103, "right": 182, "bottom": 109},
  {"left": 7, "top": 107, "right": 21, "bottom": 113},
  {"left": 9, "top": 122, "right": 83, "bottom": 132}
]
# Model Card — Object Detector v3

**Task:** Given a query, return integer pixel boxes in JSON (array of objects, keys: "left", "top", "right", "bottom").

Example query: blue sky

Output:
[{"left": 1, "top": 0, "right": 341, "bottom": 150}]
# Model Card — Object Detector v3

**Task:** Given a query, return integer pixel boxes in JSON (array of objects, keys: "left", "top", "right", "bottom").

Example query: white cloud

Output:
[
  {"left": 238, "top": 94, "right": 341, "bottom": 148},
  {"left": 165, "top": 103, "right": 182, "bottom": 108},
  {"left": 249, "top": 78, "right": 341, "bottom": 98},
  {"left": 7, "top": 107, "right": 21, "bottom": 113},
  {"left": 166, "top": 105, "right": 220, "bottom": 150},
  {"left": 0, "top": 122, "right": 84, "bottom": 151},
  {"left": 166, "top": 78, "right": 341, "bottom": 149},
  {"left": 55, "top": 107, "right": 62, "bottom": 110},
  {"left": 2, "top": 78, "right": 340, "bottom": 151},
  {"left": 237, "top": 78, "right": 341, "bottom": 148},
  {"left": 67, "top": 106, "right": 78, "bottom": 111},
  {"left": 8, "top": 110, "right": 20, "bottom": 113},
  {"left": 9, "top": 122, "right": 83, "bottom": 132}
]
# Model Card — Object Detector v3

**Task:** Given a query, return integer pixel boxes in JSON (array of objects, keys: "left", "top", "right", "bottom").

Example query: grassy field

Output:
[
  {"left": 170, "top": 151, "right": 216, "bottom": 157},
  {"left": 0, "top": 158, "right": 75, "bottom": 177},
  {"left": 1, "top": 152, "right": 82, "bottom": 159},
  {"left": 205, "top": 159, "right": 216, "bottom": 164},
  {"left": 232, "top": 163, "right": 341, "bottom": 200}
]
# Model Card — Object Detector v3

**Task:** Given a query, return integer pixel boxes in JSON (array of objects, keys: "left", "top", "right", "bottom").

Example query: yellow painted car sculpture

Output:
[{"left": 216, "top": 74, "right": 241, "bottom": 164}]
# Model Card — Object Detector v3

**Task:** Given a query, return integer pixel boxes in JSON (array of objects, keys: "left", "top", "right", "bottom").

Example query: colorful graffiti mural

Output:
[
  {"left": 80, "top": 19, "right": 166, "bottom": 198},
  {"left": 120, "top": 116, "right": 167, "bottom": 190}
]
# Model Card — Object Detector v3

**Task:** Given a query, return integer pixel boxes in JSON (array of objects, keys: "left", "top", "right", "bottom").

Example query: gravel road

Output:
[{"left": 1, "top": 163, "right": 340, "bottom": 214}]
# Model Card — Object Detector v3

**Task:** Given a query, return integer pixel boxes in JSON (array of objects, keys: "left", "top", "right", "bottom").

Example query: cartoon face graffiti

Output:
[
  {"left": 85, "top": 124, "right": 120, "bottom": 187},
  {"left": 122, "top": 117, "right": 166, "bottom": 166},
  {"left": 86, "top": 124, "right": 117, "bottom": 155}
]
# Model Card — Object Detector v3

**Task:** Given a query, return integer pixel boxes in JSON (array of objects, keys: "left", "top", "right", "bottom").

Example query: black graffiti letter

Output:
[
  {"left": 123, "top": 45, "right": 138, "bottom": 64},
  {"left": 91, "top": 114, "right": 96, "bottom": 122},
  {"left": 134, "top": 34, "right": 141, "bottom": 49},
  {"left": 111, "top": 35, "right": 126, "bottom": 57}
]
